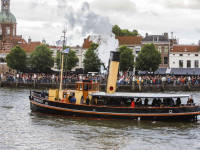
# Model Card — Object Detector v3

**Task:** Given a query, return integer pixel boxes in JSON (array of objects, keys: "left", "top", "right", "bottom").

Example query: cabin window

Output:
[
  {"left": 84, "top": 84, "right": 88, "bottom": 90},
  {"left": 79, "top": 84, "right": 82, "bottom": 90},
  {"left": 76, "top": 84, "right": 78, "bottom": 90},
  {"left": 63, "top": 92, "right": 66, "bottom": 98},
  {"left": 89, "top": 84, "right": 91, "bottom": 91},
  {"left": 92, "top": 84, "right": 96, "bottom": 90}
]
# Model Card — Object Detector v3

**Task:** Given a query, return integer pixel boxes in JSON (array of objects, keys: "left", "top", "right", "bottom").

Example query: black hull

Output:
[{"left": 30, "top": 95, "right": 200, "bottom": 121}]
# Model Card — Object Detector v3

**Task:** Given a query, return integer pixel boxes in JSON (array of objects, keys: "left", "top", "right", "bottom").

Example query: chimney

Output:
[
  {"left": 164, "top": 32, "right": 168, "bottom": 38},
  {"left": 171, "top": 32, "right": 173, "bottom": 39},
  {"left": 28, "top": 37, "right": 31, "bottom": 44},
  {"left": 146, "top": 33, "right": 148, "bottom": 37}
]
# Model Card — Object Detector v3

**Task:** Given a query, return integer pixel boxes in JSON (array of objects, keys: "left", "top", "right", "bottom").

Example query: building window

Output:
[
  {"left": 76, "top": 62, "right": 79, "bottom": 66},
  {"left": 6, "top": 27, "right": 10, "bottom": 35},
  {"left": 5, "top": 46, "right": 7, "bottom": 51},
  {"left": 154, "top": 37, "right": 158, "bottom": 41},
  {"left": 164, "top": 46, "right": 168, "bottom": 53},
  {"left": 164, "top": 57, "right": 168, "bottom": 64},
  {"left": 187, "top": 60, "right": 191, "bottom": 68},
  {"left": 195, "top": 54, "right": 198, "bottom": 56},
  {"left": 173, "top": 54, "right": 175, "bottom": 56},
  {"left": 188, "top": 54, "right": 190, "bottom": 56},
  {"left": 195, "top": 60, "right": 199, "bottom": 68},
  {"left": 173, "top": 62, "right": 175, "bottom": 64},
  {"left": 136, "top": 48, "right": 140, "bottom": 54},
  {"left": 157, "top": 46, "right": 162, "bottom": 53},
  {"left": 179, "top": 60, "right": 183, "bottom": 68},
  {"left": 180, "top": 54, "right": 183, "bottom": 56},
  {"left": 75, "top": 50, "right": 79, "bottom": 53}
]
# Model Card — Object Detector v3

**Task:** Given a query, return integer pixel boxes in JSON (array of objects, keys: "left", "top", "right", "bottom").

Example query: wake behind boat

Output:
[{"left": 29, "top": 51, "right": 200, "bottom": 121}]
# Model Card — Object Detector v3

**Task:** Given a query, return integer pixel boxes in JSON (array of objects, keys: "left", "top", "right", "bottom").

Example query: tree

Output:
[
  {"left": 112, "top": 25, "right": 140, "bottom": 36},
  {"left": 29, "top": 44, "right": 54, "bottom": 72},
  {"left": 6, "top": 45, "right": 27, "bottom": 73},
  {"left": 133, "top": 29, "right": 140, "bottom": 36},
  {"left": 136, "top": 43, "right": 162, "bottom": 73},
  {"left": 55, "top": 46, "right": 79, "bottom": 71},
  {"left": 112, "top": 25, "right": 122, "bottom": 36},
  {"left": 118, "top": 45, "right": 135, "bottom": 73},
  {"left": 83, "top": 43, "right": 103, "bottom": 72}
]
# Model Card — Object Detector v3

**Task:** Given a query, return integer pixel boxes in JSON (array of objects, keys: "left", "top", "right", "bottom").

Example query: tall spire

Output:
[{"left": 1, "top": 0, "right": 10, "bottom": 11}]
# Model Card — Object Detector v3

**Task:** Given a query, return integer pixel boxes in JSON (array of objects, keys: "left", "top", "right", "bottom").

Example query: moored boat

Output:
[{"left": 29, "top": 51, "right": 200, "bottom": 121}]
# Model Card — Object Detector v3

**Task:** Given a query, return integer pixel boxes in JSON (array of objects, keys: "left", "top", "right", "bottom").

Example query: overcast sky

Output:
[{"left": 9, "top": 0, "right": 200, "bottom": 46}]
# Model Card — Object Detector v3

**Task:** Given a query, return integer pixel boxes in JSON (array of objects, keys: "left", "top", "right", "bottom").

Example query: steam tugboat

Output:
[{"left": 29, "top": 51, "right": 200, "bottom": 121}]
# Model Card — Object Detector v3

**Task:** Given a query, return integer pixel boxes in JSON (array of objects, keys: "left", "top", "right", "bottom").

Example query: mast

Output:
[{"left": 59, "top": 29, "right": 66, "bottom": 91}]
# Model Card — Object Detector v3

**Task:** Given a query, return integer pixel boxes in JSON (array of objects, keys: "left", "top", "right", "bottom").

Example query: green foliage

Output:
[
  {"left": 136, "top": 43, "right": 162, "bottom": 73},
  {"left": 112, "top": 25, "right": 140, "bottom": 36},
  {"left": 118, "top": 45, "right": 135, "bottom": 72},
  {"left": 83, "top": 43, "right": 103, "bottom": 72},
  {"left": 29, "top": 44, "right": 54, "bottom": 72},
  {"left": 6, "top": 45, "right": 27, "bottom": 72},
  {"left": 55, "top": 46, "right": 79, "bottom": 71}
]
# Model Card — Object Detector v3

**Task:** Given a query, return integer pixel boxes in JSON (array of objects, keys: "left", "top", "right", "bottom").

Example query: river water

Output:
[{"left": 0, "top": 88, "right": 200, "bottom": 150}]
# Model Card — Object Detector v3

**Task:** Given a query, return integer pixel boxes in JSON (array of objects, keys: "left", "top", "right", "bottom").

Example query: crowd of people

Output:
[{"left": 1, "top": 73, "right": 200, "bottom": 86}]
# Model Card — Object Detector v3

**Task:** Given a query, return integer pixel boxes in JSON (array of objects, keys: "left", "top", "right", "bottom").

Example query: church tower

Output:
[{"left": 0, "top": 0, "right": 17, "bottom": 52}]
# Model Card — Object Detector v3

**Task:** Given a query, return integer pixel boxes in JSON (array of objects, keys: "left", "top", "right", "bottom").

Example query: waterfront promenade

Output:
[{"left": 1, "top": 79, "right": 200, "bottom": 92}]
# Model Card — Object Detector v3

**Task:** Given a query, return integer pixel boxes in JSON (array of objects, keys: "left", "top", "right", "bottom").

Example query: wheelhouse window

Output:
[
  {"left": 179, "top": 60, "right": 183, "bottom": 68},
  {"left": 187, "top": 60, "right": 191, "bottom": 68},
  {"left": 195, "top": 60, "right": 199, "bottom": 68},
  {"left": 164, "top": 46, "right": 168, "bottom": 53},
  {"left": 164, "top": 57, "right": 168, "bottom": 64},
  {"left": 157, "top": 46, "right": 162, "bottom": 53}
]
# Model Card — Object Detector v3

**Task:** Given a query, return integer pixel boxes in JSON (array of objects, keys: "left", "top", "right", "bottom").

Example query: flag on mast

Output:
[
  {"left": 118, "top": 67, "right": 130, "bottom": 87},
  {"left": 62, "top": 48, "right": 69, "bottom": 54}
]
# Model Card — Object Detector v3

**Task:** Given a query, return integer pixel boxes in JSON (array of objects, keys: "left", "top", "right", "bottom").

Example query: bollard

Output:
[
  {"left": 0, "top": 73, "right": 3, "bottom": 87},
  {"left": 16, "top": 74, "right": 19, "bottom": 87},
  {"left": 52, "top": 75, "right": 55, "bottom": 88},
  {"left": 139, "top": 76, "right": 142, "bottom": 92},
  {"left": 34, "top": 74, "right": 36, "bottom": 88},
  {"left": 132, "top": 76, "right": 135, "bottom": 91},
  {"left": 188, "top": 76, "right": 191, "bottom": 91}
]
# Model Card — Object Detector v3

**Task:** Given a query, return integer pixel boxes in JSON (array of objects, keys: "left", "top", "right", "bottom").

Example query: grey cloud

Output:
[
  {"left": 90, "top": 0, "right": 137, "bottom": 15},
  {"left": 30, "top": 2, "right": 38, "bottom": 9},
  {"left": 141, "top": 10, "right": 159, "bottom": 17},
  {"left": 63, "top": 1, "right": 112, "bottom": 36},
  {"left": 154, "top": 0, "right": 200, "bottom": 9},
  {"left": 57, "top": 0, "right": 67, "bottom": 9},
  {"left": 81, "top": 2, "right": 90, "bottom": 12}
]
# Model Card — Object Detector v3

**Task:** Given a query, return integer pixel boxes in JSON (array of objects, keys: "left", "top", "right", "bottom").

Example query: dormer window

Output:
[{"left": 154, "top": 37, "right": 159, "bottom": 41}]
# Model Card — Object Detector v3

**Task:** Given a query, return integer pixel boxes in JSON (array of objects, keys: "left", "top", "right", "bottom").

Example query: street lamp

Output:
[{"left": 150, "top": 68, "right": 152, "bottom": 76}]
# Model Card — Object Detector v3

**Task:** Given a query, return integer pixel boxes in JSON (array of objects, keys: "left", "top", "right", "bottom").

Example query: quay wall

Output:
[{"left": 0, "top": 82, "right": 200, "bottom": 92}]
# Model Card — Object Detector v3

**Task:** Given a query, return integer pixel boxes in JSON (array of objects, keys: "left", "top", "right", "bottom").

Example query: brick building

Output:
[{"left": 0, "top": 0, "right": 41, "bottom": 74}]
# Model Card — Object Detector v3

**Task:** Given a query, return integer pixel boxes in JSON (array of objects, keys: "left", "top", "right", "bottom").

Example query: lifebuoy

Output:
[{"left": 61, "top": 98, "right": 67, "bottom": 103}]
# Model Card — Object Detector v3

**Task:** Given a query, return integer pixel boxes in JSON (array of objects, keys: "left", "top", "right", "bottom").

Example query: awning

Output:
[
  {"left": 154, "top": 68, "right": 167, "bottom": 75},
  {"left": 170, "top": 68, "right": 200, "bottom": 75}
]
